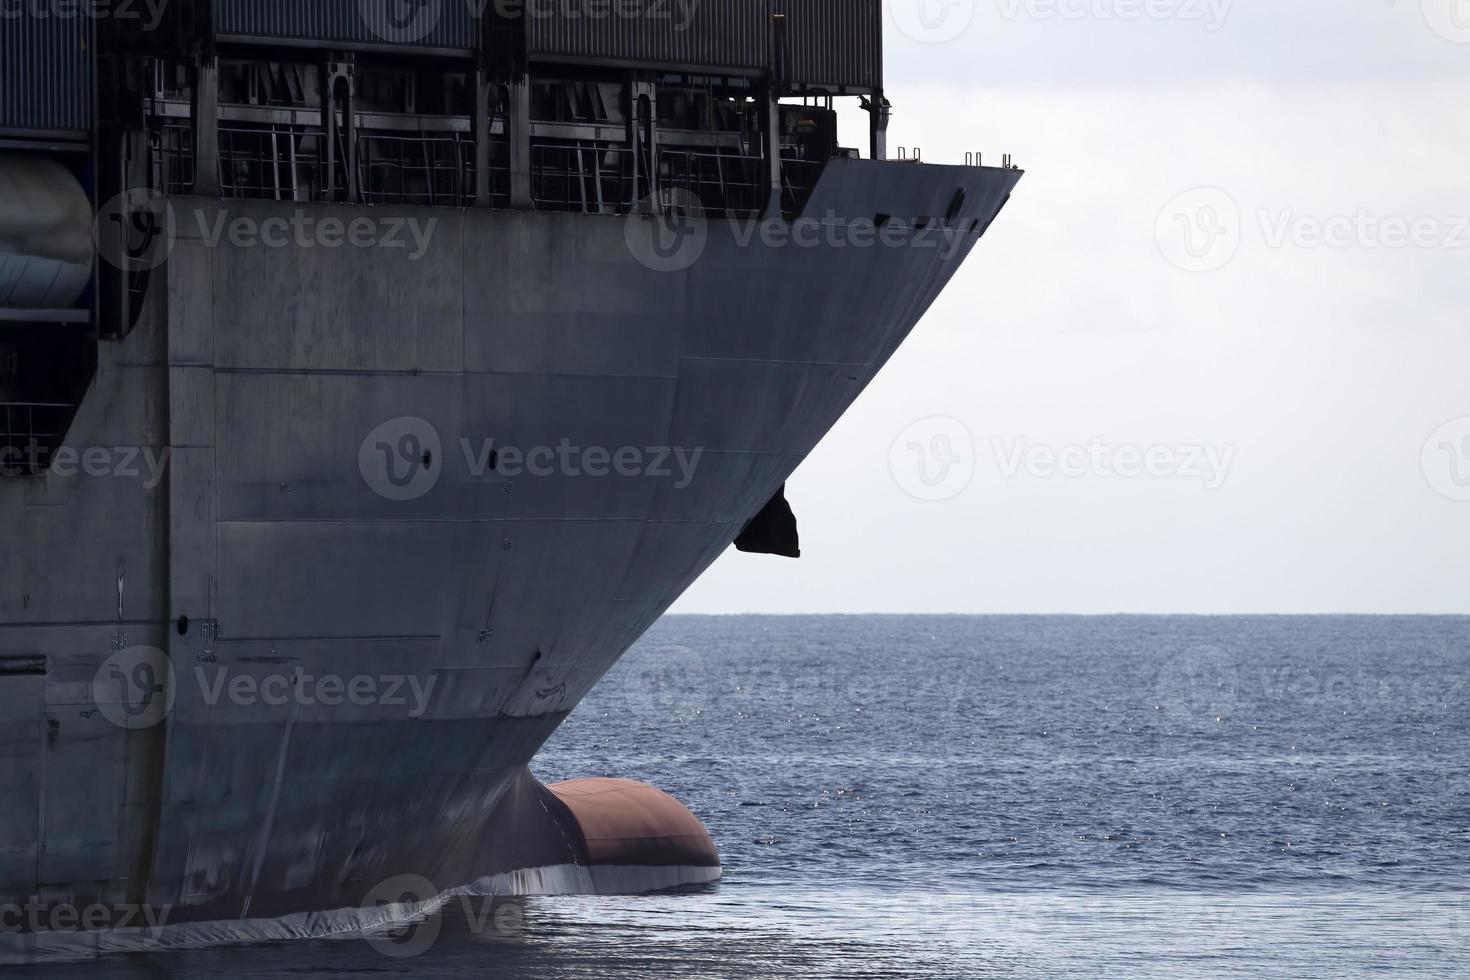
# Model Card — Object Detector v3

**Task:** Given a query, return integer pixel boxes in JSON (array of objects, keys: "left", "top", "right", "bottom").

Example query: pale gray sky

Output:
[{"left": 673, "top": 0, "right": 1470, "bottom": 614}]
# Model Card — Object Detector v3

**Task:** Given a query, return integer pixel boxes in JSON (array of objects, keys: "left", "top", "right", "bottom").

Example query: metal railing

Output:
[
  {"left": 154, "top": 122, "right": 196, "bottom": 196},
  {"left": 0, "top": 402, "right": 75, "bottom": 474},
  {"left": 658, "top": 149, "right": 763, "bottom": 219},
  {"left": 357, "top": 131, "right": 477, "bottom": 208},
  {"left": 532, "top": 144, "right": 786, "bottom": 218},
  {"left": 218, "top": 124, "right": 342, "bottom": 201},
  {"left": 149, "top": 126, "right": 830, "bottom": 217},
  {"left": 779, "top": 152, "right": 824, "bottom": 220},
  {"left": 530, "top": 142, "right": 638, "bottom": 214}
]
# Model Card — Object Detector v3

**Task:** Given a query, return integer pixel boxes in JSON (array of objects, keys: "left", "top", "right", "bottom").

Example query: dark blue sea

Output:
[{"left": 31, "top": 616, "right": 1470, "bottom": 978}]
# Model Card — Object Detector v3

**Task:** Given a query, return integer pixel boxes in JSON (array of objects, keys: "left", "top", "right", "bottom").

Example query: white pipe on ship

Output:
[{"left": 0, "top": 152, "right": 95, "bottom": 310}]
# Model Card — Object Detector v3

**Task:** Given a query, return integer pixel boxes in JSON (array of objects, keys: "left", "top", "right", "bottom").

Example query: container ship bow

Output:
[{"left": 0, "top": 0, "right": 1020, "bottom": 955}]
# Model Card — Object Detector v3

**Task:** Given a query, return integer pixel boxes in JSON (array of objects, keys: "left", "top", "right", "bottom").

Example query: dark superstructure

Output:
[
  {"left": 0, "top": 1, "right": 1020, "bottom": 958},
  {"left": 6, "top": 1, "right": 900, "bottom": 455}
]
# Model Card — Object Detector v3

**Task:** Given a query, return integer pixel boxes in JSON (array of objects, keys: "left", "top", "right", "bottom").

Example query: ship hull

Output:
[{"left": 0, "top": 159, "right": 1019, "bottom": 930}]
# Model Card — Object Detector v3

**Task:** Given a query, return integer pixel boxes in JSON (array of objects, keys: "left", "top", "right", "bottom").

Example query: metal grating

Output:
[
  {"left": 188, "top": 2, "right": 881, "bottom": 91},
  {"left": 525, "top": 0, "right": 883, "bottom": 90},
  {"left": 358, "top": 131, "right": 477, "bottom": 207},
  {"left": 213, "top": 0, "right": 476, "bottom": 51},
  {"left": 776, "top": 0, "right": 883, "bottom": 90},
  {"left": 0, "top": 15, "right": 92, "bottom": 134},
  {"left": 529, "top": 2, "right": 769, "bottom": 74},
  {"left": 0, "top": 402, "right": 77, "bottom": 476}
]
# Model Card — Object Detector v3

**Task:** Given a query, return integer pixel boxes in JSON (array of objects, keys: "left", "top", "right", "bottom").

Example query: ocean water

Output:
[{"left": 27, "top": 616, "right": 1470, "bottom": 978}]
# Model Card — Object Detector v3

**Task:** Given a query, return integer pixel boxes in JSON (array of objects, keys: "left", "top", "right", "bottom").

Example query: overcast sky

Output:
[{"left": 672, "top": 0, "right": 1470, "bottom": 614}]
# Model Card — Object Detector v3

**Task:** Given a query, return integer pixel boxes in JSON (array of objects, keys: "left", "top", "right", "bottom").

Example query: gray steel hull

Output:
[{"left": 0, "top": 158, "right": 1020, "bottom": 926}]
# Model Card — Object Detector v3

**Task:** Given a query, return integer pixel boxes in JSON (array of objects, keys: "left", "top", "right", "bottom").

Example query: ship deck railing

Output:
[
  {"left": 530, "top": 141, "right": 639, "bottom": 214},
  {"left": 221, "top": 124, "right": 342, "bottom": 202},
  {"left": 357, "top": 131, "right": 483, "bottom": 208},
  {"left": 657, "top": 149, "right": 765, "bottom": 219},
  {"left": 779, "top": 152, "right": 825, "bottom": 220},
  {"left": 155, "top": 122, "right": 197, "bottom": 196},
  {"left": 0, "top": 402, "right": 77, "bottom": 469},
  {"left": 148, "top": 128, "right": 826, "bottom": 219}
]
